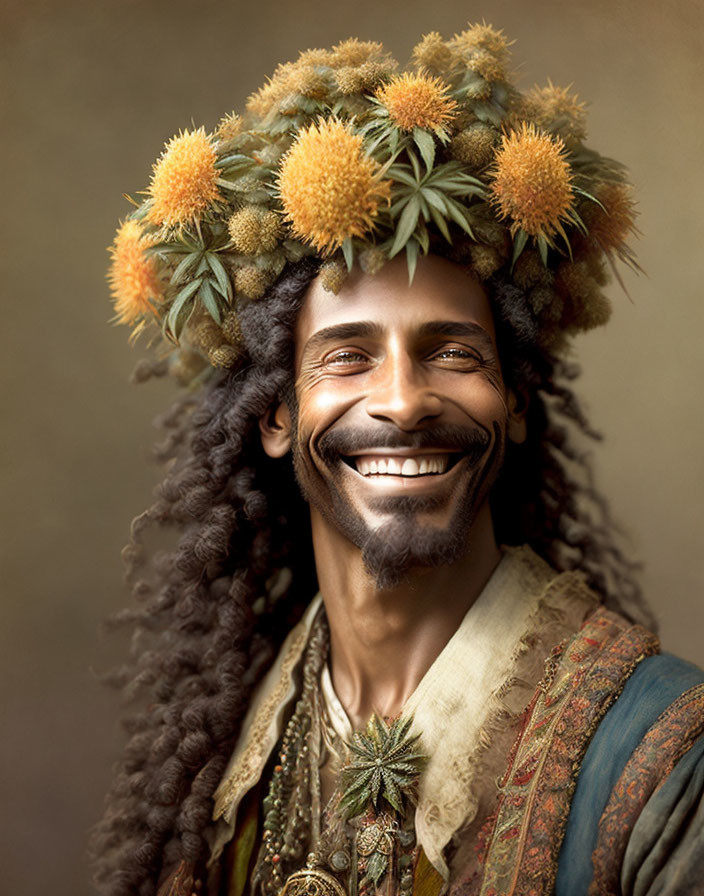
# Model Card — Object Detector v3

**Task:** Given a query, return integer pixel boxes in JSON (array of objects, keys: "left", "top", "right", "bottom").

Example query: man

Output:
[{"left": 94, "top": 23, "right": 704, "bottom": 896}]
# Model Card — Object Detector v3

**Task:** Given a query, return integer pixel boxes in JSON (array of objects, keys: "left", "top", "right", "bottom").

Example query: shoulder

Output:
[{"left": 558, "top": 651, "right": 704, "bottom": 895}]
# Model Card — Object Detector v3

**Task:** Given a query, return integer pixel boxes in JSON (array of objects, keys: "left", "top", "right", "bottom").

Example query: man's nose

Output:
[{"left": 364, "top": 354, "right": 443, "bottom": 430}]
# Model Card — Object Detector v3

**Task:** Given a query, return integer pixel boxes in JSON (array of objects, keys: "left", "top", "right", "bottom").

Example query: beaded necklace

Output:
[{"left": 251, "top": 613, "right": 426, "bottom": 896}]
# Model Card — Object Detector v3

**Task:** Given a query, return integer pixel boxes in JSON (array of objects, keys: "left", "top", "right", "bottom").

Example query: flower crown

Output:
[{"left": 108, "top": 22, "right": 638, "bottom": 384}]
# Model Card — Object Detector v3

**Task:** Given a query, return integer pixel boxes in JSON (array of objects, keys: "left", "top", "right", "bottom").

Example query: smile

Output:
[{"left": 344, "top": 452, "right": 461, "bottom": 478}]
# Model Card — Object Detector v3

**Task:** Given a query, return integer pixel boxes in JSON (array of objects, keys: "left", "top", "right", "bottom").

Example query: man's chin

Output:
[{"left": 358, "top": 516, "right": 471, "bottom": 589}]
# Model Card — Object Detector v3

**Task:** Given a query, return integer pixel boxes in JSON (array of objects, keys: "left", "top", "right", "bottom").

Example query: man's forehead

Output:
[{"left": 296, "top": 254, "right": 498, "bottom": 350}]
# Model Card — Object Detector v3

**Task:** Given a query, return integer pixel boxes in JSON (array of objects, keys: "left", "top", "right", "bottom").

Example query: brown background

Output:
[{"left": 1, "top": 0, "right": 702, "bottom": 893}]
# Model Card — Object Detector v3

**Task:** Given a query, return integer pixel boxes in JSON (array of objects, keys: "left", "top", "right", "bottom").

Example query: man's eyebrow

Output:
[
  {"left": 303, "top": 322, "right": 383, "bottom": 354},
  {"left": 416, "top": 320, "right": 495, "bottom": 348}
]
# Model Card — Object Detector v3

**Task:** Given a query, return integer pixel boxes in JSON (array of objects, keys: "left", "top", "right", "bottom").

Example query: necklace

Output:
[{"left": 251, "top": 613, "right": 427, "bottom": 896}]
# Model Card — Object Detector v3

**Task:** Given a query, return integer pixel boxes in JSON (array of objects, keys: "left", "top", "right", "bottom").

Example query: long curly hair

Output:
[{"left": 90, "top": 257, "right": 653, "bottom": 896}]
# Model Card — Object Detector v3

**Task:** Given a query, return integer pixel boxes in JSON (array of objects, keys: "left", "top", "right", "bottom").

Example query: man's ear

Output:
[
  {"left": 259, "top": 401, "right": 293, "bottom": 458},
  {"left": 506, "top": 388, "right": 528, "bottom": 445}
]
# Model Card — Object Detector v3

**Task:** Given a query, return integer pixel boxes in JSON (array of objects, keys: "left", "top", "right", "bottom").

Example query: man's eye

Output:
[
  {"left": 430, "top": 347, "right": 482, "bottom": 364},
  {"left": 326, "top": 350, "right": 369, "bottom": 366}
]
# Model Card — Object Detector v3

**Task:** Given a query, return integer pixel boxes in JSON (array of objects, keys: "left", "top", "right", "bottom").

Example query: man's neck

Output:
[{"left": 311, "top": 502, "right": 502, "bottom": 730}]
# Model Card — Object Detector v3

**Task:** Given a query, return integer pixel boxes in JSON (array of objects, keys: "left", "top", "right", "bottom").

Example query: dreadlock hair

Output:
[{"left": 91, "top": 255, "right": 654, "bottom": 896}]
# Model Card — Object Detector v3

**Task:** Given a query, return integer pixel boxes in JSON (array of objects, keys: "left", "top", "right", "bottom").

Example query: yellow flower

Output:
[
  {"left": 469, "top": 244, "right": 502, "bottom": 279},
  {"left": 450, "top": 123, "right": 496, "bottom": 169},
  {"left": 376, "top": 73, "right": 458, "bottom": 135},
  {"left": 227, "top": 206, "right": 281, "bottom": 255},
  {"left": 491, "top": 123, "right": 574, "bottom": 241},
  {"left": 278, "top": 118, "right": 391, "bottom": 255},
  {"left": 247, "top": 77, "right": 288, "bottom": 118},
  {"left": 297, "top": 47, "right": 333, "bottom": 67},
  {"left": 582, "top": 181, "right": 637, "bottom": 252},
  {"left": 107, "top": 220, "right": 163, "bottom": 326},
  {"left": 216, "top": 112, "right": 243, "bottom": 142},
  {"left": 234, "top": 265, "right": 270, "bottom": 300},
  {"left": 411, "top": 32, "right": 458, "bottom": 74},
  {"left": 526, "top": 81, "right": 587, "bottom": 142},
  {"left": 319, "top": 259, "right": 348, "bottom": 294},
  {"left": 335, "top": 62, "right": 390, "bottom": 95},
  {"left": 147, "top": 127, "right": 221, "bottom": 228},
  {"left": 247, "top": 60, "right": 330, "bottom": 118},
  {"left": 466, "top": 48, "right": 506, "bottom": 84},
  {"left": 329, "top": 38, "right": 386, "bottom": 68},
  {"left": 450, "top": 22, "right": 512, "bottom": 59}
]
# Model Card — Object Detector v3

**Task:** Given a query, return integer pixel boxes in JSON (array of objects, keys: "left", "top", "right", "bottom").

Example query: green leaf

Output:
[
  {"left": 207, "top": 253, "right": 233, "bottom": 300},
  {"left": 444, "top": 199, "right": 474, "bottom": 237},
  {"left": 511, "top": 229, "right": 529, "bottom": 269},
  {"left": 413, "top": 128, "right": 436, "bottom": 171},
  {"left": 389, "top": 196, "right": 420, "bottom": 258},
  {"left": 199, "top": 279, "right": 222, "bottom": 323},
  {"left": 408, "top": 149, "right": 421, "bottom": 182},
  {"left": 172, "top": 252, "right": 201, "bottom": 285},
  {"left": 381, "top": 771, "right": 403, "bottom": 813},
  {"left": 341, "top": 237, "right": 355, "bottom": 271},
  {"left": 405, "top": 239, "right": 419, "bottom": 284},
  {"left": 422, "top": 187, "right": 450, "bottom": 216},
  {"left": 416, "top": 220, "right": 430, "bottom": 253},
  {"left": 474, "top": 102, "right": 503, "bottom": 127},
  {"left": 172, "top": 277, "right": 203, "bottom": 305},
  {"left": 388, "top": 165, "right": 418, "bottom": 188},
  {"left": 428, "top": 205, "right": 452, "bottom": 243},
  {"left": 214, "top": 152, "right": 254, "bottom": 170},
  {"left": 195, "top": 255, "right": 210, "bottom": 276},
  {"left": 537, "top": 235, "right": 549, "bottom": 266},
  {"left": 166, "top": 279, "right": 200, "bottom": 341},
  {"left": 365, "top": 852, "right": 388, "bottom": 886}
]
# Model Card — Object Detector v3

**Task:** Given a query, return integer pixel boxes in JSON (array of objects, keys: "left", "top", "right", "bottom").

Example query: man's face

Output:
[{"left": 267, "top": 255, "right": 525, "bottom": 586}]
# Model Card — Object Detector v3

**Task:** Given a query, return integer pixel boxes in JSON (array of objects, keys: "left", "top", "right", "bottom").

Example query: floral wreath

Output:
[{"left": 107, "top": 22, "right": 638, "bottom": 385}]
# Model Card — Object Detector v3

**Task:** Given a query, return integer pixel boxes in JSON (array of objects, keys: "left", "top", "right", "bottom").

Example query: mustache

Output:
[{"left": 317, "top": 423, "right": 491, "bottom": 465}]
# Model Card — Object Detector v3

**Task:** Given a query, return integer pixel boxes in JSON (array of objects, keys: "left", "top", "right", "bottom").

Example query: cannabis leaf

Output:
[{"left": 339, "top": 715, "right": 427, "bottom": 820}]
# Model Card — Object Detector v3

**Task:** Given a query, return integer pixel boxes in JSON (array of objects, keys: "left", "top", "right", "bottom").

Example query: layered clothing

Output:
[{"left": 206, "top": 547, "right": 704, "bottom": 896}]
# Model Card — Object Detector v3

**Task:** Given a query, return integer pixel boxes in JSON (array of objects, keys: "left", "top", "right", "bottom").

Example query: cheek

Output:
[
  {"left": 454, "top": 374, "right": 510, "bottom": 427},
  {"left": 295, "top": 377, "right": 359, "bottom": 441}
]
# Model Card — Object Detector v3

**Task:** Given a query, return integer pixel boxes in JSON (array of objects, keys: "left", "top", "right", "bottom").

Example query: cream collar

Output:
[{"left": 209, "top": 546, "right": 598, "bottom": 878}]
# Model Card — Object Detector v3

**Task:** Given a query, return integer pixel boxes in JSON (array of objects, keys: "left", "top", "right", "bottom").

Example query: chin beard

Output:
[
  {"left": 292, "top": 422, "right": 504, "bottom": 587},
  {"left": 360, "top": 504, "right": 478, "bottom": 589}
]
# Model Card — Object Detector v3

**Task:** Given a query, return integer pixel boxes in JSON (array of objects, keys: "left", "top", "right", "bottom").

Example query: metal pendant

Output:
[{"left": 280, "top": 866, "right": 347, "bottom": 896}]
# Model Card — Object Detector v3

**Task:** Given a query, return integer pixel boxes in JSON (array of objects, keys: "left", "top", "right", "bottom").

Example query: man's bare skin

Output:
[{"left": 260, "top": 255, "right": 527, "bottom": 729}]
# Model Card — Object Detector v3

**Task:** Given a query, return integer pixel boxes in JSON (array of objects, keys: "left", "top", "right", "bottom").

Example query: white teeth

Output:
[
  {"left": 401, "top": 458, "right": 420, "bottom": 476},
  {"left": 354, "top": 454, "right": 451, "bottom": 477}
]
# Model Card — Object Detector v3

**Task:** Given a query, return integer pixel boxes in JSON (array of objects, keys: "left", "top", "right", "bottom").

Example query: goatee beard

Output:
[{"left": 292, "top": 422, "right": 504, "bottom": 588}]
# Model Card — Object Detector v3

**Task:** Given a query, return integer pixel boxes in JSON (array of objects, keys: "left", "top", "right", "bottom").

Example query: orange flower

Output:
[
  {"left": 376, "top": 73, "right": 458, "bottom": 135},
  {"left": 278, "top": 118, "right": 391, "bottom": 254},
  {"left": 147, "top": 127, "right": 220, "bottom": 227},
  {"left": 491, "top": 123, "right": 574, "bottom": 241},
  {"left": 107, "top": 220, "right": 163, "bottom": 326}
]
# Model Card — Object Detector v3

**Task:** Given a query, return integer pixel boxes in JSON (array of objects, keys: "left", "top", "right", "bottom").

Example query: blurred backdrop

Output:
[{"left": 1, "top": 0, "right": 703, "bottom": 893}]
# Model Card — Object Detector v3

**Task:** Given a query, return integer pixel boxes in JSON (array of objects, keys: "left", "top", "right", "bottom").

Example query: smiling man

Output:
[
  {"left": 267, "top": 256, "right": 518, "bottom": 602},
  {"left": 95, "top": 24, "right": 704, "bottom": 896}
]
